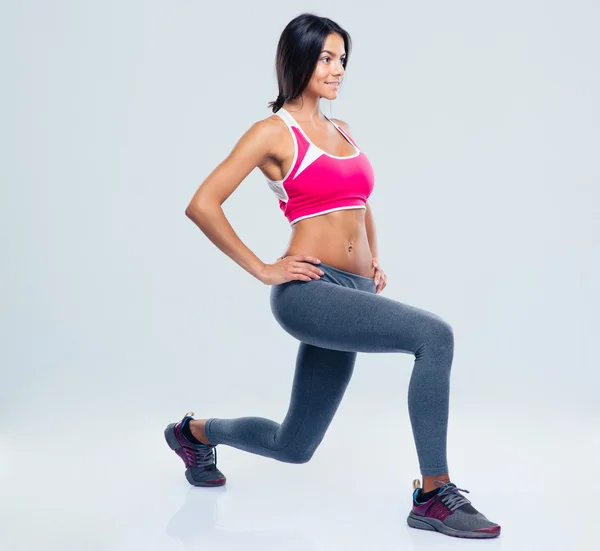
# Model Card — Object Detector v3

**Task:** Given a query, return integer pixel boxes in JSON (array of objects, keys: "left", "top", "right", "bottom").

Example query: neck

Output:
[{"left": 283, "top": 95, "right": 326, "bottom": 122}]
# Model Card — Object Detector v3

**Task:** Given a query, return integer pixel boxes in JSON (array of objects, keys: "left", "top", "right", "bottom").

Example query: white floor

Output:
[{"left": 1, "top": 404, "right": 597, "bottom": 551}]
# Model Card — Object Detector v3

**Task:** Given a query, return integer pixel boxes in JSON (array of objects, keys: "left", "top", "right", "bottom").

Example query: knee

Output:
[
  {"left": 275, "top": 446, "right": 315, "bottom": 464},
  {"left": 433, "top": 318, "right": 454, "bottom": 349},
  {"left": 422, "top": 316, "right": 454, "bottom": 355}
]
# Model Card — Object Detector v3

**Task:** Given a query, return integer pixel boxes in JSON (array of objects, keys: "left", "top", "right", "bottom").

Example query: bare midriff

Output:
[{"left": 279, "top": 208, "right": 375, "bottom": 279}]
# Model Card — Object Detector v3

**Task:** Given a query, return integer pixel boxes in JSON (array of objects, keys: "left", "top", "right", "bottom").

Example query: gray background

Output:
[{"left": 1, "top": 1, "right": 599, "bottom": 550}]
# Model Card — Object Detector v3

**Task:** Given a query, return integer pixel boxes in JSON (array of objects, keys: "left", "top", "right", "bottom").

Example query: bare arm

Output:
[{"left": 185, "top": 119, "right": 281, "bottom": 282}]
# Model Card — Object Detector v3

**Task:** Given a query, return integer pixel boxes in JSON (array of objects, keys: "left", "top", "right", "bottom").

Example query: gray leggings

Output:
[{"left": 205, "top": 261, "right": 453, "bottom": 476}]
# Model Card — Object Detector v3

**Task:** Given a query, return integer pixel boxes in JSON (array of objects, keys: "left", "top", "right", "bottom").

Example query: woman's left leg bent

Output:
[{"left": 205, "top": 343, "right": 356, "bottom": 463}]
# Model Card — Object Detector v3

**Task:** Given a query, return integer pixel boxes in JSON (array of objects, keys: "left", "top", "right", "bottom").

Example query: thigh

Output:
[{"left": 270, "top": 279, "right": 451, "bottom": 354}]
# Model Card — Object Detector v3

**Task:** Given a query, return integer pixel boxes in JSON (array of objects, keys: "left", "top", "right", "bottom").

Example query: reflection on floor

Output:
[{"left": 1, "top": 406, "right": 596, "bottom": 551}]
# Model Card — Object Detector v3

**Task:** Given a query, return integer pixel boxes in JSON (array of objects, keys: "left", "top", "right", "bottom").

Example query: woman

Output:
[{"left": 164, "top": 13, "right": 500, "bottom": 540}]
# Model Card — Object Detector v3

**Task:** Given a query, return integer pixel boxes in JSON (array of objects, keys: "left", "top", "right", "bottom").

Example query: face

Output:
[{"left": 306, "top": 32, "right": 346, "bottom": 100}]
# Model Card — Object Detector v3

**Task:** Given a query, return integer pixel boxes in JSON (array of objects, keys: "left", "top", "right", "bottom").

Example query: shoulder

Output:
[
  {"left": 247, "top": 114, "right": 288, "bottom": 142},
  {"left": 233, "top": 115, "right": 288, "bottom": 155},
  {"left": 330, "top": 118, "right": 353, "bottom": 136}
]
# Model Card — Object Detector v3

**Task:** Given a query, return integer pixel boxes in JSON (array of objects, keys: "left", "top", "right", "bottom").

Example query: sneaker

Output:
[
  {"left": 407, "top": 479, "right": 501, "bottom": 539},
  {"left": 164, "top": 412, "right": 226, "bottom": 487}
]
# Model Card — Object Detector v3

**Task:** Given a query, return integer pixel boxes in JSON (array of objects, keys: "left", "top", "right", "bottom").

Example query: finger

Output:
[
  {"left": 291, "top": 265, "right": 318, "bottom": 279},
  {"left": 293, "top": 261, "right": 319, "bottom": 274},
  {"left": 300, "top": 255, "right": 321, "bottom": 264},
  {"left": 294, "top": 266, "right": 320, "bottom": 279}
]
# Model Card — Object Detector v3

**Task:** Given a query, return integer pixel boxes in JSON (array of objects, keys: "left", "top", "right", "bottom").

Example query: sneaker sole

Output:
[
  {"left": 164, "top": 423, "right": 227, "bottom": 488},
  {"left": 407, "top": 512, "right": 500, "bottom": 539}
]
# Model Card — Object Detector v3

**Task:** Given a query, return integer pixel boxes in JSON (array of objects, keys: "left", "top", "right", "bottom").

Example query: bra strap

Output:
[
  {"left": 275, "top": 107, "right": 297, "bottom": 129},
  {"left": 323, "top": 114, "right": 360, "bottom": 151}
]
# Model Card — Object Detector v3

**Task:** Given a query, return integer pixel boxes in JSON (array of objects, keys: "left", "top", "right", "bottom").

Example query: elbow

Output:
[
  {"left": 185, "top": 201, "right": 219, "bottom": 222},
  {"left": 184, "top": 204, "right": 197, "bottom": 219},
  {"left": 185, "top": 205, "right": 205, "bottom": 225}
]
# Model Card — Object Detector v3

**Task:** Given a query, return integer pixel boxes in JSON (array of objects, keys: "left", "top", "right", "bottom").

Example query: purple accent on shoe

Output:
[
  {"left": 412, "top": 497, "right": 432, "bottom": 517},
  {"left": 173, "top": 421, "right": 198, "bottom": 467},
  {"left": 204, "top": 477, "right": 226, "bottom": 485},
  {"left": 474, "top": 526, "right": 501, "bottom": 535},
  {"left": 413, "top": 494, "right": 452, "bottom": 521}
]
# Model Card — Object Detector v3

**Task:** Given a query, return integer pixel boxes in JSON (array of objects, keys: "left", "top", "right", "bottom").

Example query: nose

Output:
[{"left": 332, "top": 59, "right": 344, "bottom": 76}]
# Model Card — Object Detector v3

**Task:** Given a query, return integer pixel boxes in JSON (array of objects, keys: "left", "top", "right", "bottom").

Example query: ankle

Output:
[
  {"left": 422, "top": 473, "right": 450, "bottom": 493},
  {"left": 189, "top": 419, "right": 211, "bottom": 445}
]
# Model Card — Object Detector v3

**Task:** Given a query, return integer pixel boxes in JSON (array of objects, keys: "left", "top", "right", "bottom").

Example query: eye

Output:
[{"left": 321, "top": 56, "right": 331, "bottom": 63}]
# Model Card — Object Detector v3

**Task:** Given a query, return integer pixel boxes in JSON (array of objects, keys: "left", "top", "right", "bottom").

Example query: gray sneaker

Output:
[
  {"left": 407, "top": 479, "right": 501, "bottom": 538},
  {"left": 164, "top": 412, "right": 226, "bottom": 487}
]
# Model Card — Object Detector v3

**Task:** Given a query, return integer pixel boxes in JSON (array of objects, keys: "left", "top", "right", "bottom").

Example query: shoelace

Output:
[
  {"left": 435, "top": 481, "right": 472, "bottom": 512},
  {"left": 195, "top": 443, "right": 218, "bottom": 470}
]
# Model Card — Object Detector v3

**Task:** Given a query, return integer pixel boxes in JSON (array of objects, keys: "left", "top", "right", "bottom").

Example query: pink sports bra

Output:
[{"left": 265, "top": 108, "right": 375, "bottom": 226}]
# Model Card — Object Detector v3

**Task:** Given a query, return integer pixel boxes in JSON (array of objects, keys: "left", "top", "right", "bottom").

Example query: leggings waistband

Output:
[{"left": 314, "top": 261, "right": 374, "bottom": 281}]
